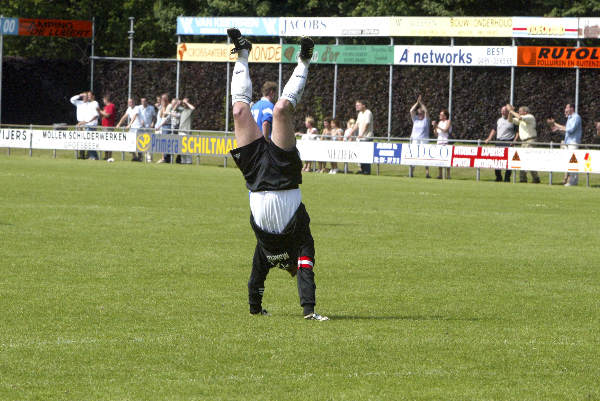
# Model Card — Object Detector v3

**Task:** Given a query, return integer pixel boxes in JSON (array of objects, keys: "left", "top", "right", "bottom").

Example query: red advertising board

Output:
[
  {"left": 18, "top": 18, "right": 92, "bottom": 38},
  {"left": 517, "top": 46, "right": 600, "bottom": 68},
  {"left": 452, "top": 146, "right": 508, "bottom": 169}
]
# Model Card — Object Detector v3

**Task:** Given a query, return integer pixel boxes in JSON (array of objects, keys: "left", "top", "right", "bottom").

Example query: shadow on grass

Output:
[{"left": 327, "top": 314, "right": 485, "bottom": 322}]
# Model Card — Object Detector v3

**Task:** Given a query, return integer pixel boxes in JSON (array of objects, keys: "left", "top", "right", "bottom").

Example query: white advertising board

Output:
[
  {"left": 296, "top": 140, "right": 374, "bottom": 163},
  {"left": 394, "top": 46, "right": 516, "bottom": 67},
  {"left": 512, "top": 17, "right": 579, "bottom": 39},
  {"left": 0, "top": 128, "right": 31, "bottom": 148},
  {"left": 30, "top": 129, "right": 137, "bottom": 151},
  {"left": 400, "top": 144, "right": 452, "bottom": 167},
  {"left": 508, "top": 148, "right": 600, "bottom": 173},
  {"left": 279, "top": 17, "right": 390, "bottom": 37}
]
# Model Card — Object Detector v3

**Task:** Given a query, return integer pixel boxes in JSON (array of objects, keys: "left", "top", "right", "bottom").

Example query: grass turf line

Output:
[{"left": 0, "top": 155, "right": 599, "bottom": 400}]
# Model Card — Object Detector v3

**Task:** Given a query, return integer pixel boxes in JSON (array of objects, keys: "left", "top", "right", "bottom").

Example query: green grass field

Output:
[{"left": 1, "top": 154, "right": 599, "bottom": 401}]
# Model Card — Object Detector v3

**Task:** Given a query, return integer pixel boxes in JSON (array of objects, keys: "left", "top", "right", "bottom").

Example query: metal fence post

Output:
[
  {"left": 332, "top": 38, "right": 339, "bottom": 118},
  {"left": 127, "top": 17, "right": 134, "bottom": 100},
  {"left": 549, "top": 141, "right": 553, "bottom": 185},
  {"left": 29, "top": 124, "right": 33, "bottom": 157},
  {"left": 510, "top": 39, "right": 515, "bottom": 106},
  {"left": 448, "top": 38, "right": 454, "bottom": 120},
  {"left": 476, "top": 139, "right": 480, "bottom": 181},
  {"left": 90, "top": 17, "right": 95, "bottom": 92},
  {"left": 388, "top": 37, "right": 394, "bottom": 140}
]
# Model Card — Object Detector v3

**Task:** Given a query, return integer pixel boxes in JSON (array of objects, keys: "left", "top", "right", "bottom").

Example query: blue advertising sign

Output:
[
  {"left": 177, "top": 17, "right": 279, "bottom": 36},
  {"left": 373, "top": 142, "right": 402, "bottom": 164},
  {"left": 0, "top": 17, "right": 19, "bottom": 35}
]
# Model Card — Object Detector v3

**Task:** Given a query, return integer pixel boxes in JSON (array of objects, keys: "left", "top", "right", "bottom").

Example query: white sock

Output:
[
  {"left": 281, "top": 59, "right": 309, "bottom": 107},
  {"left": 231, "top": 49, "right": 252, "bottom": 105}
]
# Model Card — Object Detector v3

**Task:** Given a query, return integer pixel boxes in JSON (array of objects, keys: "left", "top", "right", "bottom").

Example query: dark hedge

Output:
[{"left": 4, "top": 57, "right": 600, "bottom": 143}]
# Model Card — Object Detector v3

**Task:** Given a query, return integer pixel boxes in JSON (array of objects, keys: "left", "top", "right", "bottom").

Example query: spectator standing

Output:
[
  {"left": 252, "top": 81, "right": 277, "bottom": 142},
  {"left": 343, "top": 118, "right": 356, "bottom": 141},
  {"left": 155, "top": 94, "right": 173, "bottom": 163},
  {"left": 549, "top": 103, "right": 582, "bottom": 186},
  {"left": 507, "top": 104, "right": 540, "bottom": 184},
  {"left": 318, "top": 118, "right": 331, "bottom": 173},
  {"left": 432, "top": 109, "right": 452, "bottom": 179},
  {"left": 328, "top": 119, "right": 343, "bottom": 174},
  {"left": 176, "top": 98, "right": 196, "bottom": 164},
  {"left": 138, "top": 97, "right": 156, "bottom": 162},
  {"left": 409, "top": 96, "right": 431, "bottom": 178},
  {"left": 485, "top": 106, "right": 515, "bottom": 182},
  {"left": 299, "top": 116, "right": 318, "bottom": 172},
  {"left": 97, "top": 93, "right": 116, "bottom": 162},
  {"left": 82, "top": 91, "right": 100, "bottom": 160},
  {"left": 594, "top": 122, "right": 600, "bottom": 145},
  {"left": 115, "top": 98, "right": 144, "bottom": 162},
  {"left": 350, "top": 100, "right": 374, "bottom": 175},
  {"left": 70, "top": 92, "right": 88, "bottom": 159}
]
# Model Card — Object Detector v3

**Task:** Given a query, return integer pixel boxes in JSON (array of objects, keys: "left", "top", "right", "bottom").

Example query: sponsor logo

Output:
[
  {"left": 280, "top": 18, "right": 326, "bottom": 35},
  {"left": 137, "top": 134, "right": 151, "bottom": 152},
  {"left": 1, "top": 129, "right": 29, "bottom": 141}
]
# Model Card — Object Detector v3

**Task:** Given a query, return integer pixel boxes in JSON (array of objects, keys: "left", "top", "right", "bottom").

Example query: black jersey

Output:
[{"left": 230, "top": 137, "right": 303, "bottom": 191}]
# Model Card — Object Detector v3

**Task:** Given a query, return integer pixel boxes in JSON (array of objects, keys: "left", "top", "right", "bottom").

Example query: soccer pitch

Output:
[{"left": 1, "top": 155, "right": 599, "bottom": 401}]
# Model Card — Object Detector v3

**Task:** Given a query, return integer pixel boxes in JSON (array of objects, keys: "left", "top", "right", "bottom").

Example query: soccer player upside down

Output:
[{"left": 227, "top": 28, "right": 328, "bottom": 321}]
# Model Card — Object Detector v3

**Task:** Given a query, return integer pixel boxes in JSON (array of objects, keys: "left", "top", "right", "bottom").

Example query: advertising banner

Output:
[
  {"left": 296, "top": 140, "right": 374, "bottom": 163},
  {"left": 394, "top": 45, "right": 515, "bottom": 67},
  {"left": 0, "top": 17, "right": 19, "bottom": 35},
  {"left": 373, "top": 142, "right": 402, "bottom": 164},
  {"left": 508, "top": 148, "right": 600, "bottom": 173},
  {"left": 512, "top": 17, "right": 578, "bottom": 39},
  {"left": 136, "top": 133, "right": 237, "bottom": 156},
  {"left": 177, "top": 17, "right": 279, "bottom": 36},
  {"left": 578, "top": 18, "right": 600, "bottom": 39},
  {"left": 400, "top": 144, "right": 452, "bottom": 167},
  {"left": 390, "top": 17, "right": 512, "bottom": 37},
  {"left": 0, "top": 128, "right": 31, "bottom": 148},
  {"left": 18, "top": 18, "right": 92, "bottom": 38},
  {"left": 279, "top": 17, "right": 390, "bottom": 37},
  {"left": 451, "top": 146, "right": 508, "bottom": 169},
  {"left": 517, "top": 46, "right": 600, "bottom": 68},
  {"left": 31, "top": 129, "right": 136, "bottom": 151},
  {"left": 282, "top": 44, "right": 393, "bottom": 65},
  {"left": 177, "top": 43, "right": 281, "bottom": 63}
]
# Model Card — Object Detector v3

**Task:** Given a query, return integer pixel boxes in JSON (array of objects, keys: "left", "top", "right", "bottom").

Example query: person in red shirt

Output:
[{"left": 97, "top": 93, "right": 116, "bottom": 161}]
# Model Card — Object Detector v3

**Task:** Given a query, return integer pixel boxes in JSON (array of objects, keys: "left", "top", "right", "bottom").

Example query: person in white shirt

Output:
[
  {"left": 409, "top": 95, "right": 431, "bottom": 178},
  {"left": 116, "top": 98, "right": 144, "bottom": 162},
  {"left": 343, "top": 118, "right": 355, "bottom": 141},
  {"left": 70, "top": 91, "right": 100, "bottom": 159},
  {"left": 298, "top": 116, "right": 318, "bottom": 172},
  {"left": 138, "top": 98, "right": 156, "bottom": 130},
  {"left": 432, "top": 109, "right": 452, "bottom": 179},
  {"left": 349, "top": 100, "right": 374, "bottom": 174},
  {"left": 328, "top": 119, "right": 343, "bottom": 174}
]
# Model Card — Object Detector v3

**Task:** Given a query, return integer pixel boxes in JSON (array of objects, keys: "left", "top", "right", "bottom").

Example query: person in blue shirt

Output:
[
  {"left": 549, "top": 103, "right": 582, "bottom": 186},
  {"left": 251, "top": 81, "right": 277, "bottom": 142}
]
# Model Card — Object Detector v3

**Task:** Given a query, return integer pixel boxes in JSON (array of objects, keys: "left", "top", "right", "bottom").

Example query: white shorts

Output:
[{"left": 249, "top": 189, "right": 302, "bottom": 234}]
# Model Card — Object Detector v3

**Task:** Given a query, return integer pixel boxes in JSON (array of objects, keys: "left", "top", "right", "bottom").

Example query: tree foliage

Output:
[{"left": 2, "top": 0, "right": 600, "bottom": 60}]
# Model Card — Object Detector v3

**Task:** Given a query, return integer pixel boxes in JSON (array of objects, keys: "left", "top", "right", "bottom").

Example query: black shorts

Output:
[
  {"left": 231, "top": 137, "right": 302, "bottom": 192},
  {"left": 250, "top": 202, "right": 315, "bottom": 272}
]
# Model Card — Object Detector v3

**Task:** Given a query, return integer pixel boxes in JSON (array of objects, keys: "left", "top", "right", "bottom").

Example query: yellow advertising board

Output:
[
  {"left": 390, "top": 17, "right": 512, "bottom": 37},
  {"left": 177, "top": 43, "right": 281, "bottom": 62}
]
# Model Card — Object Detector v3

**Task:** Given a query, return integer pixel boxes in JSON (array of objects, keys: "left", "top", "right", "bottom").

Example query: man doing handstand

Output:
[{"left": 227, "top": 28, "right": 328, "bottom": 321}]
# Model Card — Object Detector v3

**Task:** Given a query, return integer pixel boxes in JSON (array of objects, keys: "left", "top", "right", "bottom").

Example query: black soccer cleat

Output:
[
  {"left": 299, "top": 36, "right": 314, "bottom": 61},
  {"left": 227, "top": 27, "right": 252, "bottom": 54}
]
